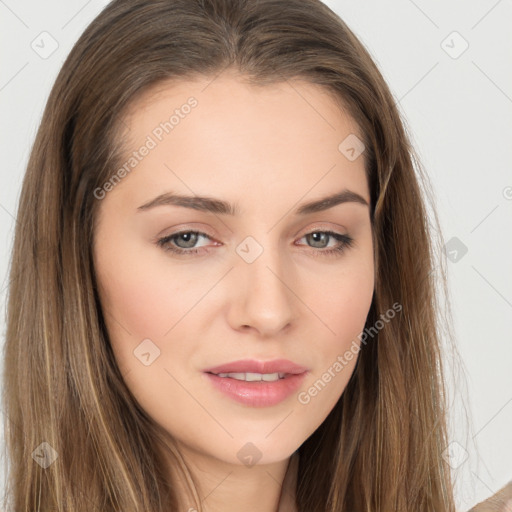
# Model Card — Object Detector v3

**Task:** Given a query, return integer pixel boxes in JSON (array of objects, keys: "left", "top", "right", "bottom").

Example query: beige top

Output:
[{"left": 469, "top": 481, "right": 512, "bottom": 511}]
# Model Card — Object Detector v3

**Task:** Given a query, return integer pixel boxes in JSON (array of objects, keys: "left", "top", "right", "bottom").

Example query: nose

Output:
[{"left": 226, "top": 240, "right": 298, "bottom": 337}]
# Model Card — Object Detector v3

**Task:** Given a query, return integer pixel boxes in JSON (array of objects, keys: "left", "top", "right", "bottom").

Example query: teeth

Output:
[{"left": 216, "top": 372, "right": 287, "bottom": 381}]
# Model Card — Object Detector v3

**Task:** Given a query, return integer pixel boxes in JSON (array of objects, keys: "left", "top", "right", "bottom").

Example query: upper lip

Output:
[{"left": 204, "top": 359, "right": 309, "bottom": 375}]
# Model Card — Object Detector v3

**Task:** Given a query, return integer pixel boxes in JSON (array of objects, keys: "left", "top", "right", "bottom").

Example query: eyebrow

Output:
[{"left": 136, "top": 188, "right": 369, "bottom": 216}]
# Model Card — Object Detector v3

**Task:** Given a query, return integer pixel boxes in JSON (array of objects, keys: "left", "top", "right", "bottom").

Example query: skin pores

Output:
[{"left": 93, "top": 71, "right": 374, "bottom": 511}]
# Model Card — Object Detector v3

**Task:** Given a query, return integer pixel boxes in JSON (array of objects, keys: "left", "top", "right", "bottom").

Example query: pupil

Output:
[
  {"left": 310, "top": 232, "right": 326, "bottom": 248},
  {"left": 179, "top": 232, "right": 197, "bottom": 248}
]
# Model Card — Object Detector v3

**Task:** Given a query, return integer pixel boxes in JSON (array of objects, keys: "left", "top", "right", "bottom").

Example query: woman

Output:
[{"left": 2, "top": 0, "right": 502, "bottom": 510}]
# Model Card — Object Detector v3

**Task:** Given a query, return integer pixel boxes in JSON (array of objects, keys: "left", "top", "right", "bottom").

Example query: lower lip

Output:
[{"left": 204, "top": 372, "right": 308, "bottom": 407}]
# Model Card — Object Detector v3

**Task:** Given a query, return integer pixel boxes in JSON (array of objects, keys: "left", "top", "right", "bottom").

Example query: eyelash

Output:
[{"left": 156, "top": 230, "right": 354, "bottom": 258}]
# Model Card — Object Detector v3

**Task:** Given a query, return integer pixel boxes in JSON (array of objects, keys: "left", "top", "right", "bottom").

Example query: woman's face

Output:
[{"left": 93, "top": 72, "right": 374, "bottom": 467}]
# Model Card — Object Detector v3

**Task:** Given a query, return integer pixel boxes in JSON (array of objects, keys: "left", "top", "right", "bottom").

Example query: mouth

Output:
[
  {"left": 203, "top": 359, "right": 309, "bottom": 407},
  {"left": 209, "top": 371, "right": 288, "bottom": 382}
]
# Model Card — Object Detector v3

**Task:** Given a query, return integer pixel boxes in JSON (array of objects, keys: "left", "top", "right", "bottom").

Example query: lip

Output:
[
  {"left": 204, "top": 358, "right": 309, "bottom": 375},
  {"left": 203, "top": 359, "right": 309, "bottom": 407}
]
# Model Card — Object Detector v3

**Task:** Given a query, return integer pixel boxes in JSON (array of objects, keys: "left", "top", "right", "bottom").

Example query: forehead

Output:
[
  {"left": 112, "top": 73, "right": 369, "bottom": 213},
  {"left": 123, "top": 72, "right": 361, "bottom": 140}
]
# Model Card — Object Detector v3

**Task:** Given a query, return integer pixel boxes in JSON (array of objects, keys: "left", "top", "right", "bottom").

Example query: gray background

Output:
[{"left": 1, "top": 0, "right": 511, "bottom": 509}]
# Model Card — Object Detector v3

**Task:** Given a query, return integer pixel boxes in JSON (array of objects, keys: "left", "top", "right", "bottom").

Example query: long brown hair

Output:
[{"left": 2, "top": 0, "right": 456, "bottom": 510}]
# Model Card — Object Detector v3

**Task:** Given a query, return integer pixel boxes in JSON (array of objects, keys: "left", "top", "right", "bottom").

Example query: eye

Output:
[
  {"left": 156, "top": 230, "right": 214, "bottom": 256},
  {"left": 156, "top": 229, "right": 354, "bottom": 257},
  {"left": 296, "top": 230, "right": 354, "bottom": 257}
]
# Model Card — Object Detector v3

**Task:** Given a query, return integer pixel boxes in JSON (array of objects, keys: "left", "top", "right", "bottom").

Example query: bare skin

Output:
[{"left": 93, "top": 71, "right": 374, "bottom": 511}]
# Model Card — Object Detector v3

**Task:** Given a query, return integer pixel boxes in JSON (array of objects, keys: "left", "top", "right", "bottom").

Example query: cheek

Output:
[
  {"left": 101, "top": 271, "right": 180, "bottom": 337},
  {"left": 93, "top": 248, "right": 207, "bottom": 416},
  {"left": 306, "top": 252, "right": 374, "bottom": 344},
  {"left": 95, "top": 226, "right": 205, "bottom": 338},
  {"left": 93, "top": 235, "right": 199, "bottom": 375},
  {"left": 299, "top": 254, "right": 374, "bottom": 400}
]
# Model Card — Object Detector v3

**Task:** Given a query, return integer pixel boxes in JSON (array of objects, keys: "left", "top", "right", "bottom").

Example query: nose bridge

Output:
[{"left": 231, "top": 232, "right": 296, "bottom": 333}]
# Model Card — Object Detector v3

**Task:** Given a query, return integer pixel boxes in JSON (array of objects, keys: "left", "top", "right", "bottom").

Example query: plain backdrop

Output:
[{"left": 0, "top": 1, "right": 511, "bottom": 510}]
